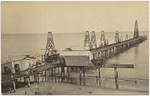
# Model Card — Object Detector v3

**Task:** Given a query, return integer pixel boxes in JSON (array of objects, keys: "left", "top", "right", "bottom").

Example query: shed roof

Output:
[{"left": 63, "top": 56, "right": 90, "bottom": 67}]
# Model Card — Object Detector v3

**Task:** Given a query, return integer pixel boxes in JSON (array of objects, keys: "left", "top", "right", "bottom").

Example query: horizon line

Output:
[{"left": 1, "top": 30, "right": 149, "bottom": 35}]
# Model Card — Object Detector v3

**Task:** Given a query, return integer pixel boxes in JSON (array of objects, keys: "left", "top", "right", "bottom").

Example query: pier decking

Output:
[{"left": 90, "top": 36, "right": 147, "bottom": 62}]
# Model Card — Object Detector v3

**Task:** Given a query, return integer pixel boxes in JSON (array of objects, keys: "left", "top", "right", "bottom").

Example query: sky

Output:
[{"left": 1, "top": 1, "right": 149, "bottom": 34}]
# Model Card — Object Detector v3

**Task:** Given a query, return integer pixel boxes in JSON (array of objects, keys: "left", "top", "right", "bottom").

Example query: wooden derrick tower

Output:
[
  {"left": 100, "top": 31, "right": 106, "bottom": 46},
  {"left": 84, "top": 31, "right": 90, "bottom": 50},
  {"left": 45, "top": 32, "right": 55, "bottom": 57},
  {"left": 133, "top": 20, "right": 139, "bottom": 38},
  {"left": 115, "top": 30, "right": 119, "bottom": 43},
  {"left": 90, "top": 31, "right": 97, "bottom": 49},
  {"left": 125, "top": 34, "right": 128, "bottom": 40}
]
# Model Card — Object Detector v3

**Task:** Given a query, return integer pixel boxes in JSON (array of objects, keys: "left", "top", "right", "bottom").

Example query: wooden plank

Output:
[{"left": 101, "top": 64, "right": 134, "bottom": 68}]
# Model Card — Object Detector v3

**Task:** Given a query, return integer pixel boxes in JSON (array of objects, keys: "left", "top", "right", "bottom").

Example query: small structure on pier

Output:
[
  {"left": 60, "top": 50, "right": 93, "bottom": 66},
  {"left": 1, "top": 55, "right": 37, "bottom": 74}
]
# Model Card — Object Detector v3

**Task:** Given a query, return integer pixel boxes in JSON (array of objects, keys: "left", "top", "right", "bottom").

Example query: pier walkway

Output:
[{"left": 90, "top": 36, "right": 147, "bottom": 63}]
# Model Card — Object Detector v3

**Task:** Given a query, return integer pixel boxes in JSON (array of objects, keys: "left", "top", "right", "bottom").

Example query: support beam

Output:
[
  {"left": 45, "top": 70, "right": 47, "bottom": 81},
  {"left": 79, "top": 68, "right": 82, "bottom": 85},
  {"left": 98, "top": 66, "right": 101, "bottom": 87},
  {"left": 83, "top": 67, "right": 86, "bottom": 85},
  {"left": 54, "top": 68, "right": 56, "bottom": 82},
  {"left": 51, "top": 68, "right": 53, "bottom": 82},
  {"left": 114, "top": 67, "right": 119, "bottom": 89}
]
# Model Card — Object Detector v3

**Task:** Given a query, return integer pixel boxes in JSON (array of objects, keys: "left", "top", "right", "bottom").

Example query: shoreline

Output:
[{"left": 3, "top": 82, "right": 148, "bottom": 95}]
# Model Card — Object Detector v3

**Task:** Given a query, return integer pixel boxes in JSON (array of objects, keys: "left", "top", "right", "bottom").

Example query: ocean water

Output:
[{"left": 1, "top": 31, "right": 149, "bottom": 80}]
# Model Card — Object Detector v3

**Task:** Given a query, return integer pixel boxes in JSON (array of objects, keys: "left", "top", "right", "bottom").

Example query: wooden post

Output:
[
  {"left": 114, "top": 66, "right": 119, "bottom": 89},
  {"left": 61, "top": 66, "right": 65, "bottom": 82},
  {"left": 79, "top": 68, "right": 82, "bottom": 85},
  {"left": 67, "top": 67, "right": 70, "bottom": 77},
  {"left": 98, "top": 66, "right": 101, "bottom": 87},
  {"left": 38, "top": 73, "right": 40, "bottom": 82},
  {"left": 42, "top": 71, "right": 44, "bottom": 81},
  {"left": 67, "top": 67, "right": 70, "bottom": 83},
  {"left": 48, "top": 69, "right": 51, "bottom": 82},
  {"left": 105, "top": 50, "right": 106, "bottom": 60},
  {"left": 11, "top": 75, "right": 16, "bottom": 92},
  {"left": 24, "top": 77, "right": 26, "bottom": 83},
  {"left": 45, "top": 70, "right": 47, "bottom": 81},
  {"left": 27, "top": 77, "right": 30, "bottom": 88},
  {"left": 12, "top": 81, "right": 16, "bottom": 92},
  {"left": 96, "top": 68, "right": 98, "bottom": 87},
  {"left": 57, "top": 67, "right": 59, "bottom": 82},
  {"left": 58, "top": 67, "right": 59, "bottom": 74},
  {"left": 51, "top": 68, "right": 53, "bottom": 82},
  {"left": 113, "top": 47, "right": 114, "bottom": 56},
  {"left": 110, "top": 48, "right": 111, "bottom": 58},
  {"left": 42, "top": 55, "right": 43, "bottom": 62},
  {"left": 54, "top": 68, "right": 56, "bottom": 82},
  {"left": 83, "top": 67, "right": 86, "bottom": 85}
]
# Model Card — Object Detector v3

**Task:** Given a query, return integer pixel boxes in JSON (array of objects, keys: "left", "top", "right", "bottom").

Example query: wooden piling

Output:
[
  {"left": 11, "top": 75, "right": 16, "bottom": 92},
  {"left": 67, "top": 67, "right": 70, "bottom": 77},
  {"left": 38, "top": 73, "right": 40, "bottom": 82},
  {"left": 61, "top": 66, "right": 65, "bottom": 82},
  {"left": 54, "top": 68, "right": 56, "bottom": 82},
  {"left": 114, "top": 66, "right": 119, "bottom": 89},
  {"left": 27, "top": 77, "right": 30, "bottom": 88},
  {"left": 51, "top": 68, "right": 53, "bottom": 82},
  {"left": 67, "top": 67, "right": 70, "bottom": 83},
  {"left": 109, "top": 49, "right": 110, "bottom": 58},
  {"left": 98, "top": 66, "right": 101, "bottom": 87},
  {"left": 45, "top": 70, "right": 47, "bottom": 81},
  {"left": 79, "top": 68, "right": 82, "bottom": 85},
  {"left": 83, "top": 67, "right": 86, "bottom": 85},
  {"left": 96, "top": 68, "right": 99, "bottom": 87},
  {"left": 12, "top": 81, "right": 16, "bottom": 92},
  {"left": 57, "top": 67, "right": 60, "bottom": 81},
  {"left": 42, "top": 71, "right": 44, "bottom": 81}
]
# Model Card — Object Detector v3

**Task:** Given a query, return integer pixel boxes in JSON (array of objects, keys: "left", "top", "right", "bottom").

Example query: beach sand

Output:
[{"left": 3, "top": 81, "right": 148, "bottom": 95}]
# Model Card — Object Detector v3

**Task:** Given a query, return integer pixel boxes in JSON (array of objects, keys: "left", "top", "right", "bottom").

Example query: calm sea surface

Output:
[{"left": 1, "top": 31, "right": 149, "bottom": 79}]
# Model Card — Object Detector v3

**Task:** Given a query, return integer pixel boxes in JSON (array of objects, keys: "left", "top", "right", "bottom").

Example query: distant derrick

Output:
[
  {"left": 133, "top": 20, "right": 139, "bottom": 38},
  {"left": 115, "top": 30, "right": 119, "bottom": 43},
  {"left": 90, "top": 31, "right": 97, "bottom": 49},
  {"left": 45, "top": 32, "right": 55, "bottom": 57},
  {"left": 100, "top": 31, "right": 107, "bottom": 46},
  {"left": 125, "top": 34, "right": 128, "bottom": 40},
  {"left": 105, "top": 39, "right": 109, "bottom": 45},
  {"left": 84, "top": 31, "right": 90, "bottom": 50}
]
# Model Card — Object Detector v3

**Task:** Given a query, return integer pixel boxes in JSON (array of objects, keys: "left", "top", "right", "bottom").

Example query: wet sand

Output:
[{"left": 3, "top": 81, "right": 148, "bottom": 95}]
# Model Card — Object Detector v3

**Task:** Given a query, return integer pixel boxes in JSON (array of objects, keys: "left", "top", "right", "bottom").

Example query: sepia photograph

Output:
[{"left": 1, "top": 1, "right": 149, "bottom": 95}]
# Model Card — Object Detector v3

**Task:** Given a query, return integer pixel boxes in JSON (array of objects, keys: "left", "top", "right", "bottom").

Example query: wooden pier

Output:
[{"left": 90, "top": 36, "right": 147, "bottom": 62}]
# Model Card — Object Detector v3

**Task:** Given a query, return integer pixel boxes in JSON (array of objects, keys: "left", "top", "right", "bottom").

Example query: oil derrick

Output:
[
  {"left": 84, "top": 31, "right": 90, "bottom": 50},
  {"left": 125, "top": 34, "right": 128, "bottom": 40},
  {"left": 133, "top": 20, "right": 139, "bottom": 38},
  {"left": 100, "top": 31, "right": 106, "bottom": 46},
  {"left": 115, "top": 30, "right": 119, "bottom": 43},
  {"left": 105, "top": 39, "right": 109, "bottom": 45},
  {"left": 45, "top": 32, "right": 55, "bottom": 57},
  {"left": 90, "top": 31, "right": 97, "bottom": 49}
]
